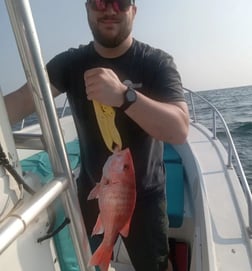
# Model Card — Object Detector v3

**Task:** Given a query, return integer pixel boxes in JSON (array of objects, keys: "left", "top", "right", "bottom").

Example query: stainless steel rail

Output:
[
  {"left": 13, "top": 133, "right": 45, "bottom": 150},
  {"left": 4, "top": 0, "right": 94, "bottom": 270},
  {"left": 0, "top": 177, "right": 67, "bottom": 253},
  {"left": 184, "top": 87, "right": 252, "bottom": 237}
]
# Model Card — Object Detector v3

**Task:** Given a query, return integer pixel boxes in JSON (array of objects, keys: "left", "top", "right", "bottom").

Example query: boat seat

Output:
[
  {"left": 163, "top": 143, "right": 182, "bottom": 164},
  {"left": 20, "top": 139, "right": 80, "bottom": 184},
  {"left": 163, "top": 143, "right": 184, "bottom": 228}
]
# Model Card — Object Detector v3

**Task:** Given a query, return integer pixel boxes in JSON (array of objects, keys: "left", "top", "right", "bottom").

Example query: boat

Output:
[{"left": 1, "top": 1, "right": 252, "bottom": 271}]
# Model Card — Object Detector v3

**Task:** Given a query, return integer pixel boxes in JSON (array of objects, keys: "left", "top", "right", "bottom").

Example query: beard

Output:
[{"left": 87, "top": 15, "right": 133, "bottom": 48}]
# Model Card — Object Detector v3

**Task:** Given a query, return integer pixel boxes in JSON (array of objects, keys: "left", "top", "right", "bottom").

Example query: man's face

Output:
[{"left": 86, "top": 1, "right": 136, "bottom": 48}]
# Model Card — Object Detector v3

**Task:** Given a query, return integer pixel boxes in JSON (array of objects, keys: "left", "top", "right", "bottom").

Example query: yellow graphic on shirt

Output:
[{"left": 93, "top": 100, "right": 122, "bottom": 152}]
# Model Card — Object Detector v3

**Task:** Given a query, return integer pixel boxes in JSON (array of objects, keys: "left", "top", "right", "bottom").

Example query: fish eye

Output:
[
  {"left": 104, "top": 179, "right": 110, "bottom": 185},
  {"left": 123, "top": 164, "right": 130, "bottom": 170}
]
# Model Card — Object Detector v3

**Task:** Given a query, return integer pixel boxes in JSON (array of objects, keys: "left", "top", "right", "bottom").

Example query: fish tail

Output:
[{"left": 89, "top": 242, "right": 113, "bottom": 271}]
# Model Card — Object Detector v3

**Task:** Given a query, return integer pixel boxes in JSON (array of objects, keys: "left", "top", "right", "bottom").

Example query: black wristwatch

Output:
[{"left": 119, "top": 87, "right": 137, "bottom": 111}]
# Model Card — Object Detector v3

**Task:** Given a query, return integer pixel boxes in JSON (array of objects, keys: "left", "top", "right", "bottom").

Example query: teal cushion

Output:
[
  {"left": 21, "top": 139, "right": 80, "bottom": 184},
  {"left": 165, "top": 162, "right": 184, "bottom": 228},
  {"left": 163, "top": 143, "right": 182, "bottom": 163}
]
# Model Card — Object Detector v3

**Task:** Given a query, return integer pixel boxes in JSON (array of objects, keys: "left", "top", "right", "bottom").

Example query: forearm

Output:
[
  {"left": 124, "top": 92, "right": 189, "bottom": 144},
  {"left": 4, "top": 83, "right": 60, "bottom": 125},
  {"left": 4, "top": 84, "right": 35, "bottom": 125}
]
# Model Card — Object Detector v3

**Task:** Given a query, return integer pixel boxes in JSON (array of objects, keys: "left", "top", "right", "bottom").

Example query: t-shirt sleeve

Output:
[
  {"left": 159, "top": 54, "right": 185, "bottom": 102},
  {"left": 46, "top": 50, "right": 72, "bottom": 93},
  {"left": 146, "top": 50, "right": 185, "bottom": 103}
]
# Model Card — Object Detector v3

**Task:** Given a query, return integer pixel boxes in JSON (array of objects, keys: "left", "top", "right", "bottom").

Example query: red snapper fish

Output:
[{"left": 87, "top": 148, "right": 136, "bottom": 271}]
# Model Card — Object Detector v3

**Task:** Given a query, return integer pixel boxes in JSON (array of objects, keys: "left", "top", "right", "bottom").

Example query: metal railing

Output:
[
  {"left": 2, "top": 0, "right": 95, "bottom": 270},
  {"left": 184, "top": 87, "right": 252, "bottom": 237},
  {"left": 0, "top": 177, "right": 67, "bottom": 253}
]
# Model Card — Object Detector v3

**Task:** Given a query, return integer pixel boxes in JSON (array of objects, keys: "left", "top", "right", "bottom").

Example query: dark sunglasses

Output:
[{"left": 87, "top": 0, "right": 134, "bottom": 12}]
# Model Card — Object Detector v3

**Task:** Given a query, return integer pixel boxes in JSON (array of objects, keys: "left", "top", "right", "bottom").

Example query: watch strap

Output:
[{"left": 119, "top": 87, "right": 137, "bottom": 111}]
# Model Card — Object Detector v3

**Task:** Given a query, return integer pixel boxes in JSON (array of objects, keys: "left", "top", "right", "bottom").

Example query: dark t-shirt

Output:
[{"left": 47, "top": 39, "right": 185, "bottom": 197}]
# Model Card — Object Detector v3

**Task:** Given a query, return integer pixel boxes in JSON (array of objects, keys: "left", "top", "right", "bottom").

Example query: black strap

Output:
[
  {"left": 0, "top": 143, "right": 35, "bottom": 195},
  {"left": 37, "top": 217, "right": 71, "bottom": 243}
]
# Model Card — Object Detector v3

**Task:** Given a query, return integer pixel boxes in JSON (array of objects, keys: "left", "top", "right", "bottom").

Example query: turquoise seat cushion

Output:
[
  {"left": 163, "top": 143, "right": 182, "bottom": 163},
  {"left": 20, "top": 139, "right": 80, "bottom": 184},
  {"left": 165, "top": 162, "right": 184, "bottom": 228},
  {"left": 163, "top": 143, "right": 184, "bottom": 228}
]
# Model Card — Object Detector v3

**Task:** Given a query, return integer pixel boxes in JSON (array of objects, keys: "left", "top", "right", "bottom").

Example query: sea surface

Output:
[
  {"left": 185, "top": 85, "right": 252, "bottom": 189},
  {"left": 14, "top": 85, "right": 252, "bottom": 189}
]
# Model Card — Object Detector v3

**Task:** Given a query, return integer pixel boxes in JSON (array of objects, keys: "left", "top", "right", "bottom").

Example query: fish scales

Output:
[{"left": 87, "top": 148, "right": 136, "bottom": 271}]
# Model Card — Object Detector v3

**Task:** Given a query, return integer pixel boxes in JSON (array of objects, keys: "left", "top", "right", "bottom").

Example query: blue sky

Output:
[{"left": 1, "top": 0, "right": 252, "bottom": 95}]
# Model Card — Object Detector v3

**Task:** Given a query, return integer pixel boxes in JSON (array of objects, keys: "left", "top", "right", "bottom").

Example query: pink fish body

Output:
[{"left": 87, "top": 148, "right": 136, "bottom": 271}]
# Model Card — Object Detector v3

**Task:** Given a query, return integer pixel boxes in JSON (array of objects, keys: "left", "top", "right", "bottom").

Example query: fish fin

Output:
[
  {"left": 88, "top": 242, "right": 113, "bottom": 271},
  {"left": 92, "top": 214, "right": 104, "bottom": 236},
  {"left": 87, "top": 183, "right": 100, "bottom": 200},
  {"left": 119, "top": 219, "right": 131, "bottom": 237}
]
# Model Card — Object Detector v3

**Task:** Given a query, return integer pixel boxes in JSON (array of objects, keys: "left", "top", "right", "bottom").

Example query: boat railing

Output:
[
  {"left": 60, "top": 96, "right": 69, "bottom": 118},
  {"left": 1, "top": 1, "right": 95, "bottom": 270},
  {"left": 17, "top": 95, "right": 69, "bottom": 130},
  {"left": 184, "top": 87, "right": 252, "bottom": 237}
]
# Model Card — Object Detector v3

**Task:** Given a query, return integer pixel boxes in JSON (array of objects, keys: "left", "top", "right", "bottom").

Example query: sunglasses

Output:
[{"left": 87, "top": 0, "right": 134, "bottom": 13}]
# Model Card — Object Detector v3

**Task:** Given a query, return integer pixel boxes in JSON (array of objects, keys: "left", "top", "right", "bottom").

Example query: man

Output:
[{"left": 5, "top": 1, "right": 189, "bottom": 270}]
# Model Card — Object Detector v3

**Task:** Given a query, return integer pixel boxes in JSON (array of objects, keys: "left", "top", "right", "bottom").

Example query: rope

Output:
[{"left": 0, "top": 143, "right": 35, "bottom": 195}]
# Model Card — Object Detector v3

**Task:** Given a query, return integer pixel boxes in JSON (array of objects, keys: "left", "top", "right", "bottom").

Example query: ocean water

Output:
[
  {"left": 185, "top": 85, "right": 252, "bottom": 188},
  {"left": 14, "top": 86, "right": 252, "bottom": 188}
]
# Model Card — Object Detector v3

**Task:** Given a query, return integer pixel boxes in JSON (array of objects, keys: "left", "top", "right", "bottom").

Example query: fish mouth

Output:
[{"left": 103, "top": 178, "right": 120, "bottom": 185}]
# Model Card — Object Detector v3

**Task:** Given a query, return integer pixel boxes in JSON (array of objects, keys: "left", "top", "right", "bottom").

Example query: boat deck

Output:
[{"left": 173, "top": 122, "right": 252, "bottom": 270}]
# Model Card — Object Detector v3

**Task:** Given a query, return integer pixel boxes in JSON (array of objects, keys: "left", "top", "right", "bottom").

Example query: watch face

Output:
[{"left": 126, "top": 89, "right": 137, "bottom": 102}]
